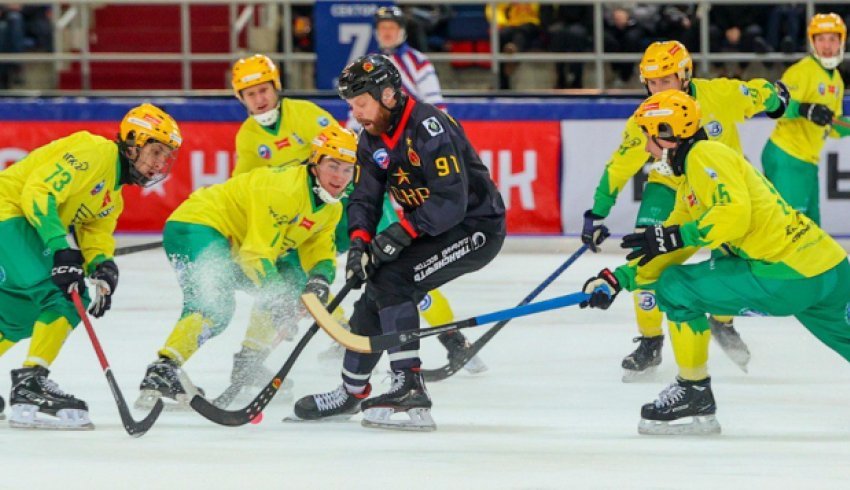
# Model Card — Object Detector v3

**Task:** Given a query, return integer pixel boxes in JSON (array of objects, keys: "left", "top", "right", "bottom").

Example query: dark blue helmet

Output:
[
  {"left": 374, "top": 6, "right": 405, "bottom": 27},
  {"left": 337, "top": 54, "right": 402, "bottom": 101}
]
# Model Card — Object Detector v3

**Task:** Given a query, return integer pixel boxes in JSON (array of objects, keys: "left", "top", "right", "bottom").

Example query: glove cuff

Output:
[{"left": 350, "top": 229, "right": 373, "bottom": 244}]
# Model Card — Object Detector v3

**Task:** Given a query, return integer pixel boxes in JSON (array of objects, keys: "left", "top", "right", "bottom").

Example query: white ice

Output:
[{"left": 2, "top": 237, "right": 849, "bottom": 490}]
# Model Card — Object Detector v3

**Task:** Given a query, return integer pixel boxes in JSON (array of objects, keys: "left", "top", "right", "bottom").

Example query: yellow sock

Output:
[
  {"left": 328, "top": 294, "right": 348, "bottom": 325},
  {"left": 633, "top": 290, "right": 664, "bottom": 338},
  {"left": 159, "top": 313, "right": 214, "bottom": 365},
  {"left": 241, "top": 306, "right": 278, "bottom": 353},
  {"left": 420, "top": 289, "right": 455, "bottom": 327},
  {"left": 711, "top": 315, "right": 734, "bottom": 324},
  {"left": 25, "top": 315, "right": 73, "bottom": 368},
  {"left": 0, "top": 336, "right": 16, "bottom": 358},
  {"left": 669, "top": 318, "right": 711, "bottom": 381}
]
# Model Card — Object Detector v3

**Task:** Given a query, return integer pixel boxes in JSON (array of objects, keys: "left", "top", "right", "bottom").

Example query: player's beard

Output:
[{"left": 361, "top": 107, "right": 391, "bottom": 136}]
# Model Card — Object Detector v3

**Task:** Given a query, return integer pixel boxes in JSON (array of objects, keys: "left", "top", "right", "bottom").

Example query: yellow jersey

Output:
[
  {"left": 169, "top": 165, "right": 340, "bottom": 285},
  {"left": 591, "top": 77, "right": 782, "bottom": 217},
  {"left": 0, "top": 131, "right": 123, "bottom": 271},
  {"left": 616, "top": 139, "right": 846, "bottom": 288},
  {"left": 769, "top": 55, "right": 845, "bottom": 164},
  {"left": 233, "top": 98, "right": 337, "bottom": 176}
]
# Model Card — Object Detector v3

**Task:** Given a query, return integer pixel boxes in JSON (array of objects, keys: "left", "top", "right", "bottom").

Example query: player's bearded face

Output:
[{"left": 348, "top": 93, "right": 390, "bottom": 135}]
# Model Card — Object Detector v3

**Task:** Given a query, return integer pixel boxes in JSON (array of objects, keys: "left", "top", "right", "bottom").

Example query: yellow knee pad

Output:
[{"left": 419, "top": 289, "right": 455, "bottom": 327}]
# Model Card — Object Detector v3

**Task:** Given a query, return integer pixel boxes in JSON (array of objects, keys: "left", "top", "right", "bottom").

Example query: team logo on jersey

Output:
[
  {"left": 299, "top": 217, "right": 315, "bottom": 230},
  {"left": 275, "top": 138, "right": 291, "bottom": 149},
  {"left": 90, "top": 180, "right": 105, "bottom": 195},
  {"left": 471, "top": 232, "right": 486, "bottom": 250},
  {"left": 373, "top": 148, "right": 389, "bottom": 169},
  {"left": 705, "top": 120, "right": 722, "bottom": 137},
  {"left": 739, "top": 84, "right": 749, "bottom": 96},
  {"left": 393, "top": 168, "right": 411, "bottom": 185},
  {"left": 704, "top": 167, "right": 718, "bottom": 180},
  {"left": 102, "top": 191, "right": 112, "bottom": 207},
  {"left": 406, "top": 137, "right": 421, "bottom": 166},
  {"left": 687, "top": 191, "right": 698, "bottom": 207},
  {"left": 292, "top": 133, "right": 305, "bottom": 145},
  {"left": 818, "top": 83, "right": 826, "bottom": 95},
  {"left": 317, "top": 116, "right": 330, "bottom": 127},
  {"left": 422, "top": 117, "right": 444, "bottom": 137},
  {"left": 637, "top": 291, "right": 656, "bottom": 310},
  {"left": 258, "top": 144, "right": 272, "bottom": 159},
  {"left": 828, "top": 85, "right": 837, "bottom": 94},
  {"left": 418, "top": 294, "right": 432, "bottom": 311}
]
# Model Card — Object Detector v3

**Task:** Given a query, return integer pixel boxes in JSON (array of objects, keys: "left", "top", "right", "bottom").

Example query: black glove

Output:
[
  {"left": 346, "top": 237, "right": 371, "bottom": 289},
  {"left": 88, "top": 260, "right": 119, "bottom": 318},
  {"left": 621, "top": 225, "right": 684, "bottom": 266},
  {"left": 370, "top": 222, "right": 413, "bottom": 268},
  {"left": 581, "top": 210, "right": 610, "bottom": 253},
  {"left": 580, "top": 268, "right": 621, "bottom": 309},
  {"left": 798, "top": 102, "right": 834, "bottom": 126},
  {"left": 767, "top": 80, "right": 790, "bottom": 119},
  {"left": 303, "top": 275, "right": 330, "bottom": 306},
  {"left": 51, "top": 249, "right": 86, "bottom": 300}
]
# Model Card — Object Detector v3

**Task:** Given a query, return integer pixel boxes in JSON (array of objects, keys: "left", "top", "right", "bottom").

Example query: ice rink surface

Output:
[{"left": 2, "top": 240, "right": 849, "bottom": 490}]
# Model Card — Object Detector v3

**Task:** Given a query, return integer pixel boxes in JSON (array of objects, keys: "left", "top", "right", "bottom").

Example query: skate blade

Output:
[
  {"left": 361, "top": 407, "right": 436, "bottom": 432},
  {"left": 135, "top": 390, "right": 193, "bottom": 412},
  {"left": 638, "top": 414, "right": 721, "bottom": 436},
  {"left": 9, "top": 404, "right": 94, "bottom": 430},
  {"left": 621, "top": 365, "right": 659, "bottom": 383},
  {"left": 463, "top": 356, "right": 488, "bottom": 375},
  {"left": 282, "top": 412, "right": 356, "bottom": 423}
]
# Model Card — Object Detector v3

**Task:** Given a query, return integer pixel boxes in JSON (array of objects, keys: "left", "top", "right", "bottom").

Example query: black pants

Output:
[{"left": 341, "top": 219, "right": 505, "bottom": 388}]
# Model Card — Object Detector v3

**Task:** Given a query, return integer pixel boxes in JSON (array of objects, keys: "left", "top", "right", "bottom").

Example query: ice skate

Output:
[
  {"left": 709, "top": 317, "right": 751, "bottom": 372},
  {"left": 8, "top": 366, "right": 94, "bottom": 430},
  {"left": 621, "top": 336, "right": 663, "bottom": 382},
  {"left": 135, "top": 357, "right": 199, "bottom": 412},
  {"left": 638, "top": 377, "right": 721, "bottom": 435},
  {"left": 438, "top": 331, "right": 487, "bottom": 375},
  {"left": 229, "top": 347, "right": 275, "bottom": 388},
  {"left": 361, "top": 368, "right": 436, "bottom": 431},
  {"left": 285, "top": 383, "right": 370, "bottom": 422}
]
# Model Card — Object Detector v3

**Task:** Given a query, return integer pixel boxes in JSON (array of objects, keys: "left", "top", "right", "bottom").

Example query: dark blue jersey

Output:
[{"left": 348, "top": 97, "right": 505, "bottom": 239}]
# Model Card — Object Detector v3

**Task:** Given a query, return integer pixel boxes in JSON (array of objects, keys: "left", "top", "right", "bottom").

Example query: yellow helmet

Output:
[
  {"left": 808, "top": 13, "right": 847, "bottom": 69},
  {"left": 309, "top": 124, "right": 358, "bottom": 166},
  {"left": 639, "top": 41, "right": 693, "bottom": 85},
  {"left": 231, "top": 54, "right": 282, "bottom": 100},
  {"left": 633, "top": 89, "right": 702, "bottom": 140},
  {"left": 119, "top": 103, "right": 182, "bottom": 150}
]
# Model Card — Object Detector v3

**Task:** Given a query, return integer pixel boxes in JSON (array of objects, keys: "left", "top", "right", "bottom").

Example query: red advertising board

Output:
[{"left": 0, "top": 120, "right": 561, "bottom": 234}]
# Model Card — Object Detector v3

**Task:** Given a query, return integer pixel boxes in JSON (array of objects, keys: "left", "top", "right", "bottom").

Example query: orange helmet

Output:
[
  {"left": 119, "top": 103, "right": 182, "bottom": 150},
  {"left": 309, "top": 124, "right": 358, "bottom": 166},
  {"left": 634, "top": 89, "right": 702, "bottom": 141},
  {"left": 231, "top": 54, "right": 282, "bottom": 100},
  {"left": 808, "top": 13, "right": 847, "bottom": 69},
  {"left": 639, "top": 41, "right": 693, "bottom": 85}
]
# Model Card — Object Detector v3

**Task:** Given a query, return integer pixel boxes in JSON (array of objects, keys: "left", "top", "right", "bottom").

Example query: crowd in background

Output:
[{"left": 0, "top": 4, "right": 52, "bottom": 89}]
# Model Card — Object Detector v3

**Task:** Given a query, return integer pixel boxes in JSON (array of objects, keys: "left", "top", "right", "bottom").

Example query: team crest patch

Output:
[
  {"left": 739, "top": 84, "right": 749, "bottom": 96},
  {"left": 258, "top": 144, "right": 272, "bottom": 159},
  {"left": 406, "top": 137, "right": 420, "bottom": 166},
  {"left": 471, "top": 232, "right": 487, "bottom": 250},
  {"left": 373, "top": 148, "right": 389, "bottom": 169},
  {"left": 317, "top": 116, "right": 330, "bottom": 127},
  {"left": 704, "top": 167, "right": 718, "bottom": 180},
  {"left": 418, "top": 294, "right": 432, "bottom": 311},
  {"left": 705, "top": 120, "right": 722, "bottom": 137},
  {"left": 637, "top": 291, "right": 656, "bottom": 310},
  {"left": 422, "top": 116, "right": 444, "bottom": 137},
  {"left": 90, "top": 180, "right": 105, "bottom": 195},
  {"left": 818, "top": 83, "right": 826, "bottom": 95}
]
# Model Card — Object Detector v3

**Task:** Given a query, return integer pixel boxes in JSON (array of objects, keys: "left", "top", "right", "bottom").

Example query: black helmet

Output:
[
  {"left": 337, "top": 54, "right": 402, "bottom": 101},
  {"left": 374, "top": 6, "right": 405, "bottom": 27}
]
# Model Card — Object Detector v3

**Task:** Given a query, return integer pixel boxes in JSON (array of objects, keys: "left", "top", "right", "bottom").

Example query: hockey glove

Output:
[
  {"left": 370, "top": 222, "right": 413, "bottom": 269},
  {"left": 88, "top": 259, "right": 119, "bottom": 318},
  {"left": 798, "top": 103, "right": 834, "bottom": 126},
  {"left": 51, "top": 249, "right": 86, "bottom": 300},
  {"left": 346, "top": 237, "right": 371, "bottom": 289},
  {"left": 621, "top": 225, "right": 684, "bottom": 266},
  {"left": 580, "top": 268, "right": 621, "bottom": 309},
  {"left": 303, "top": 275, "right": 330, "bottom": 306},
  {"left": 581, "top": 210, "right": 610, "bottom": 253}
]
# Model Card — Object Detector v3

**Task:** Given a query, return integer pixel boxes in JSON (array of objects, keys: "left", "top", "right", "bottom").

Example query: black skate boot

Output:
[
  {"left": 361, "top": 368, "right": 435, "bottom": 431},
  {"left": 709, "top": 316, "right": 751, "bottom": 373},
  {"left": 287, "top": 383, "right": 371, "bottom": 422},
  {"left": 621, "top": 335, "right": 663, "bottom": 382},
  {"left": 638, "top": 377, "right": 720, "bottom": 435},
  {"left": 0, "top": 394, "right": 5, "bottom": 421},
  {"left": 438, "top": 331, "right": 487, "bottom": 374},
  {"left": 8, "top": 366, "right": 93, "bottom": 430},
  {"left": 136, "top": 357, "right": 196, "bottom": 411}
]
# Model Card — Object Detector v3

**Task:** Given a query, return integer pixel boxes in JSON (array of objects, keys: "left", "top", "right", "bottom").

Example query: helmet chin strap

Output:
[
  {"left": 252, "top": 107, "right": 280, "bottom": 126},
  {"left": 313, "top": 184, "right": 341, "bottom": 204},
  {"left": 650, "top": 147, "right": 675, "bottom": 177}
]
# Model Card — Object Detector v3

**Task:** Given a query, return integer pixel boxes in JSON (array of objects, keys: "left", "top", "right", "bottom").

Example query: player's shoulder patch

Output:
[
  {"left": 372, "top": 148, "right": 389, "bottom": 169},
  {"left": 422, "top": 116, "right": 444, "bottom": 137},
  {"left": 739, "top": 84, "right": 750, "bottom": 96},
  {"left": 317, "top": 116, "right": 330, "bottom": 127}
]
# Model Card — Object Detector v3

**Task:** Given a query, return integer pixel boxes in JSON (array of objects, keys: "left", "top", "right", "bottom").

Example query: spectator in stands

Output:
[
  {"left": 486, "top": 3, "right": 541, "bottom": 90},
  {"left": 655, "top": 6, "right": 698, "bottom": 52},
  {"left": 542, "top": 4, "right": 592, "bottom": 89},
  {"left": 710, "top": 5, "right": 773, "bottom": 77},
  {"left": 291, "top": 5, "right": 313, "bottom": 53},
  {"left": 603, "top": 4, "right": 648, "bottom": 87},
  {"left": 21, "top": 5, "right": 51, "bottom": 52},
  {"left": 0, "top": 4, "right": 24, "bottom": 89},
  {"left": 765, "top": 4, "right": 806, "bottom": 53},
  {"left": 403, "top": 5, "right": 451, "bottom": 53}
]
